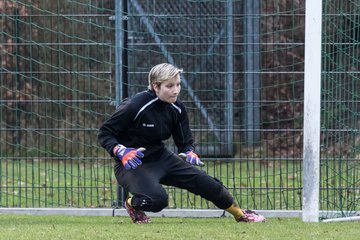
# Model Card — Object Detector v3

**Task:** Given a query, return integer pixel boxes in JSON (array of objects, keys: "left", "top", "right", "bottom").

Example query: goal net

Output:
[{"left": 319, "top": 0, "right": 360, "bottom": 221}]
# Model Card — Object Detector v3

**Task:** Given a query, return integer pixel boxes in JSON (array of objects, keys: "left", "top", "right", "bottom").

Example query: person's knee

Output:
[
  {"left": 150, "top": 193, "right": 168, "bottom": 212},
  {"left": 132, "top": 191, "right": 168, "bottom": 212}
]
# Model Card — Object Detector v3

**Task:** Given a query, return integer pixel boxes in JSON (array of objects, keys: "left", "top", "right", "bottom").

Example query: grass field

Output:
[{"left": 0, "top": 214, "right": 358, "bottom": 240}]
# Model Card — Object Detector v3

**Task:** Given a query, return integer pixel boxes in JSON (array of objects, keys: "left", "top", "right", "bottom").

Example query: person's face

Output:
[{"left": 153, "top": 75, "right": 181, "bottom": 103}]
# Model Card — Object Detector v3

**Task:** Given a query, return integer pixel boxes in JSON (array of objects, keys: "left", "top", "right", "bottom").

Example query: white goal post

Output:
[{"left": 302, "top": 0, "right": 323, "bottom": 222}]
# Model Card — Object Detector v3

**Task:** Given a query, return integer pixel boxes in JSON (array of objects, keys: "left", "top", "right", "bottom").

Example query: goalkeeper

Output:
[{"left": 98, "top": 63, "right": 265, "bottom": 224}]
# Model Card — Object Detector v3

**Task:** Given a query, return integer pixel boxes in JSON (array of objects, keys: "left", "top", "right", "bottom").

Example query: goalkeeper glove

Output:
[
  {"left": 179, "top": 151, "right": 204, "bottom": 166},
  {"left": 113, "top": 144, "right": 145, "bottom": 170}
]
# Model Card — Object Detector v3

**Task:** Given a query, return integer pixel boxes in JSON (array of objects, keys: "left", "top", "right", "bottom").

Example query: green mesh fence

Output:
[
  {"left": 1, "top": 0, "right": 358, "bottom": 216},
  {"left": 1, "top": 0, "right": 115, "bottom": 207},
  {"left": 320, "top": 0, "right": 360, "bottom": 219}
]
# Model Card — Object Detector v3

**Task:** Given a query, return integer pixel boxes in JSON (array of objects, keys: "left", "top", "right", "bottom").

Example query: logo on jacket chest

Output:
[{"left": 142, "top": 123, "right": 155, "bottom": 128}]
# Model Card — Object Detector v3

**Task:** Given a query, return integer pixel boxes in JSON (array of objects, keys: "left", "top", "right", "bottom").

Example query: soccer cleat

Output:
[
  {"left": 236, "top": 209, "right": 266, "bottom": 222},
  {"left": 124, "top": 198, "right": 151, "bottom": 224}
]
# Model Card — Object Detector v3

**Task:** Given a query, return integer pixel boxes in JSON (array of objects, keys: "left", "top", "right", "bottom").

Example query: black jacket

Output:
[{"left": 98, "top": 90, "right": 194, "bottom": 161}]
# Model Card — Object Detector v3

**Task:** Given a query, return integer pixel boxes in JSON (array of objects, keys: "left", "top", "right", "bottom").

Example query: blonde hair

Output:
[{"left": 148, "top": 63, "right": 183, "bottom": 90}]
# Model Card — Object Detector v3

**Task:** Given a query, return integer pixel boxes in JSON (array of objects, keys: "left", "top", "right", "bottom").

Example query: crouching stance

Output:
[{"left": 98, "top": 63, "right": 265, "bottom": 224}]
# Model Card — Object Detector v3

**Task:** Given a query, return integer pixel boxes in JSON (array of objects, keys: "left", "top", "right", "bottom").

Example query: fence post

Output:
[
  {"left": 226, "top": 0, "right": 234, "bottom": 155},
  {"left": 114, "top": 0, "right": 129, "bottom": 208},
  {"left": 244, "top": 0, "right": 261, "bottom": 146}
]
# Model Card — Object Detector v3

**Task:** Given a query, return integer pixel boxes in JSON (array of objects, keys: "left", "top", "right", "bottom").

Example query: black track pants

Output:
[{"left": 114, "top": 149, "right": 234, "bottom": 212}]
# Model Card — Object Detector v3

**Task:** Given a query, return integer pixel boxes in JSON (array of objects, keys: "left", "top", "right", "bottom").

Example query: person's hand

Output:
[
  {"left": 113, "top": 145, "right": 145, "bottom": 170},
  {"left": 179, "top": 151, "right": 204, "bottom": 166}
]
